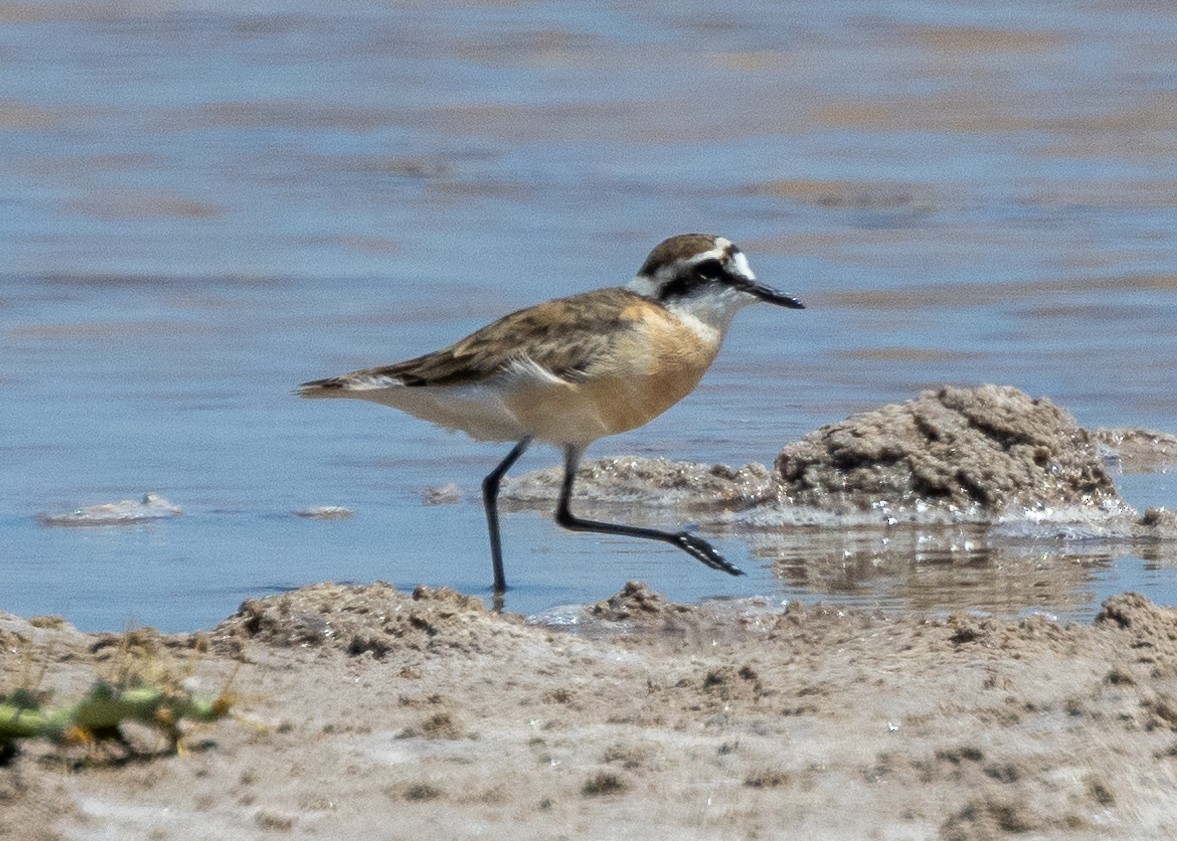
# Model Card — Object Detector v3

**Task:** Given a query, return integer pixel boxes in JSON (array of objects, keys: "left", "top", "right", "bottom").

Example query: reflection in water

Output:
[{"left": 747, "top": 525, "right": 1177, "bottom": 620}]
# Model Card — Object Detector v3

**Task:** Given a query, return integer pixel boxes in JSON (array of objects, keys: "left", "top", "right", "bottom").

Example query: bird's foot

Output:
[{"left": 673, "top": 532, "right": 744, "bottom": 577}]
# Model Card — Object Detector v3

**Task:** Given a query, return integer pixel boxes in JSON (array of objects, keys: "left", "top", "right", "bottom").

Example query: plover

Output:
[{"left": 300, "top": 233, "right": 804, "bottom": 592}]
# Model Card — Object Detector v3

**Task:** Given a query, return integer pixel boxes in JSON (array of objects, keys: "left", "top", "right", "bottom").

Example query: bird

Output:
[{"left": 299, "top": 233, "right": 804, "bottom": 593}]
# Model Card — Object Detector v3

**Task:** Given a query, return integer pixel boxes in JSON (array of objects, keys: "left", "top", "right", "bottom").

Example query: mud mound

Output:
[
  {"left": 1095, "top": 592, "right": 1177, "bottom": 657},
  {"left": 563, "top": 582, "right": 792, "bottom": 645},
  {"left": 503, "top": 457, "right": 774, "bottom": 512},
  {"left": 502, "top": 386, "right": 1152, "bottom": 529},
  {"left": 568, "top": 581, "right": 713, "bottom": 642},
  {"left": 939, "top": 795, "right": 1050, "bottom": 841},
  {"left": 1135, "top": 507, "right": 1177, "bottom": 539},
  {"left": 214, "top": 582, "right": 526, "bottom": 656},
  {"left": 0, "top": 612, "right": 84, "bottom": 652},
  {"left": 585, "top": 581, "right": 692, "bottom": 623},
  {"left": 774, "top": 385, "right": 1122, "bottom": 518},
  {"left": 1094, "top": 427, "right": 1177, "bottom": 473}
]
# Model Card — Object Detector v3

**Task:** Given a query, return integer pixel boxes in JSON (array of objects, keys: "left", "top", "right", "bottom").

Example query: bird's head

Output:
[{"left": 627, "top": 234, "right": 804, "bottom": 330}]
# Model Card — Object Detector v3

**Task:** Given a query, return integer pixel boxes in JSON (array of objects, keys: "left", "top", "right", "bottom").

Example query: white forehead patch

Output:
[
  {"left": 683, "top": 239, "right": 755, "bottom": 282},
  {"left": 729, "top": 250, "right": 755, "bottom": 280},
  {"left": 685, "top": 247, "right": 726, "bottom": 267}
]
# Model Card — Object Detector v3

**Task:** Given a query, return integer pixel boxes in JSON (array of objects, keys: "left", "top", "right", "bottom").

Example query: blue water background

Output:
[{"left": 3, "top": 1, "right": 1177, "bottom": 630}]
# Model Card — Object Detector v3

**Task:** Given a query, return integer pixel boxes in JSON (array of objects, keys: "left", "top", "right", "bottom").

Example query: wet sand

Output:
[{"left": 5, "top": 581, "right": 1177, "bottom": 840}]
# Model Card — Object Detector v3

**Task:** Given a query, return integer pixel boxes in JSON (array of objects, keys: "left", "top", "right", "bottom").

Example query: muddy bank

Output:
[
  {"left": 4, "top": 581, "right": 1177, "bottom": 839},
  {"left": 774, "top": 384, "right": 1120, "bottom": 517},
  {"left": 1094, "top": 427, "right": 1177, "bottom": 474},
  {"left": 504, "top": 385, "right": 1174, "bottom": 535}
]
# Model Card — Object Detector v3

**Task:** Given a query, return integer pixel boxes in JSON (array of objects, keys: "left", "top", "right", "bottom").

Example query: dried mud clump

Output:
[
  {"left": 499, "top": 384, "right": 1164, "bottom": 531},
  {"left": 585, "top": 581, "right": 695, "bottom": 623},
  {"left": 1094, "top": 592, "right": 1177, "bottom": 658},
  {"left": 1093, "top": 427, "right": 1177, "bottom": 474},
  {"left": 574, "top": 581, "right": 707, "bottom": 639},
  {"left": 503, "top": 457, "right": 774, "bottom": 513},
  {"left": 939, "top": 796, "right": 1046, "bottom": 840},
  {"left": 774, "top": 385, "right": 1121, "bottom": 518},
  {"left": 1135, "top": 507, "right": 1177, "bottom": 539},
  {"left": 214, "top": 582, "right": 524, "bottom": 656}
]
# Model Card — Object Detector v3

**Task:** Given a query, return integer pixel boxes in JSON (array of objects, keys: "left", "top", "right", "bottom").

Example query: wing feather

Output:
[
  {"left": 301, "top": 287, "right": 648, "bottom": 393},
  {"left": 398, "top": 287, "right": 647, "bottom": 385}
]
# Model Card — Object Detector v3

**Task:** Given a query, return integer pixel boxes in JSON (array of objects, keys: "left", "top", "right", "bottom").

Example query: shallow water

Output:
[{"left": 3, "top": 1, "right": 1177, "bottom": 630}]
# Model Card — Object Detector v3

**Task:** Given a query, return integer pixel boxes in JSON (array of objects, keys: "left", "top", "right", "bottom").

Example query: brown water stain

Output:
[
  {"left": 70, "top": 191, "right": 222, "bottom": 220},
  {"left": 451, "top": 27, "right": 605, "bottom": 67},
  {"left": 0, "top": 0, "right": 188, "bottom": 23},
  {"left": 812, "top": 87, "right": 1177, "bottom": 155},
  {"left": 10, "top": 319, "right": 204, "bottom": 340},
  {"left": 909, "top": 24, "right": 1065, "bottom": 53},
  {"left": 746, "top": 228, "right": 934, "bottom": 260},
  {"left": 1038, "top": 93, "right": 1177, "bottom": 160},
  {"left": 824, "top": 273, "right": 1177, "bottom": 311},
  {"left": 428, "top": 181, "right": 537, "bottom": 201},
  {"left": 329, "top": 155, "right": 453, "bottom": 178},
  {"left": 0, "top": 1, "right": 115, "bottom": 22},
  {"left": 25, "top": 152, "right": 164, "bottom": 179},
  {"left": 1043, "top": 132, "right": 1177, "bottom": 161},
  {"left": 328, "top": 235, "right": 401, "bottom": 255},
  {"left": 813, "top": 101, "right": 896, "bottom": 129},
  {"left": 812, "top": 93, "right": 1048, "bottom": 134},
  {"left": 742, "top": 179, "right": 937, "bottom": 211},
  {"left": 195, "top": 102, "right": 400, "bottom": 132},
  {"left": 0, "top": 100, "right": 56, "bottom": 130},
  {"left": 1023, "top": 304, "right": 1146, "bottom": 321},
  {"left": 712, "top": 50, "right": 796, "bottom": 72},
  {"left": 835, "top": 347, "right": 983, "bottom": 364},
  {"left": 1018, "top": 178, "right": 1177, "bottom": 209},
  {"left": 1082, "top": 91, "right": 1177, "bottom": 133}
]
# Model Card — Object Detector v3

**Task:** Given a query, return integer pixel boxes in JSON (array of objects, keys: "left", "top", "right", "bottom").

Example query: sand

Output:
[{"left": 4, "top": 581, "right": 1177, "bottom": 840}]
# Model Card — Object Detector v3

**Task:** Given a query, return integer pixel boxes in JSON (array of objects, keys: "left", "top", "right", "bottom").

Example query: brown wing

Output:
[{"left": 308, "top": 287, "right": 649, "bottom": 391}]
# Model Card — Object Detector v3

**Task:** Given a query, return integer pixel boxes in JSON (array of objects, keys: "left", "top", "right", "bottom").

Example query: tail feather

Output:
[
  {"left": 297, "top": 372, "right": 406, "bottom": 398},
  {"left": 297, "top": 377, "right": 347, "bottom": 398}
]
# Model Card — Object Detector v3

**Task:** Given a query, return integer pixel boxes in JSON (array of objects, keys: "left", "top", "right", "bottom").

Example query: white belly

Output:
[
  {"left": 348, "top": 381, "right": 533, "bottom": 443},
  {"left": 320, "top": 368, "right": 666, "bottom": 448}
]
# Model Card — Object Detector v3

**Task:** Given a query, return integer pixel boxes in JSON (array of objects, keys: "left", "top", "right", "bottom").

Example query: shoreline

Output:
[{"left": 4, "top": 580, "right": 1177, "bottom": 840}]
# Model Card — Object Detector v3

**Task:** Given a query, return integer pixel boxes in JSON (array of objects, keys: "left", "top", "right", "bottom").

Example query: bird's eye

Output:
[{"left": 694, "top": 259, "right": 724, "bottom": 280}]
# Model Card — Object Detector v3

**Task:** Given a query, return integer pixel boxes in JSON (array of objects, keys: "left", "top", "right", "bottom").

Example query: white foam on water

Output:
[{"left": 36, "top": 493, "right": 182, "bottom": 528}]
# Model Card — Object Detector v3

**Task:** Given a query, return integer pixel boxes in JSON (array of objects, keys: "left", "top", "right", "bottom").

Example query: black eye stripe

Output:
[
  {"left": 694, "top": 259, "right": 724, "bottom": 280},
  {"left": 655, "top": 257, "right": 732, "bottom": 302}
]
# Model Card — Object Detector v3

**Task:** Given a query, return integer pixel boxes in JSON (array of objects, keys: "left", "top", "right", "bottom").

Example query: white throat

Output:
[
  {"left": 668, "top": 286, "right": 754, "bottom": 336},
  {"left": 627, "top": 275, "right": 754, "bottom": 337}
]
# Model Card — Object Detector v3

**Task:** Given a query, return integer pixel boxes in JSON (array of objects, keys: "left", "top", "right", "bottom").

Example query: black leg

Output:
[
  {"left": 553, "top": 445, "right": 744, "bottom": 577},
  {"left": 482, "top": 438, "right": 531, "bottom": 593}
]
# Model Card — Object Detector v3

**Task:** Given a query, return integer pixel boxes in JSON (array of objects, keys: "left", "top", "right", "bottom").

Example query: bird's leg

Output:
[
  {"left": 482, "top": 437, "right": 531, "bottom": 593},
  {"left": 553, "top": 445, "right": 745, "bottom": 577}
]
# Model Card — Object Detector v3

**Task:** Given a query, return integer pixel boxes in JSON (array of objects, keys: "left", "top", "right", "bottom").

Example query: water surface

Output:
[{"left": 3, "top": 1, "right": 1177, "bottom": 630}]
